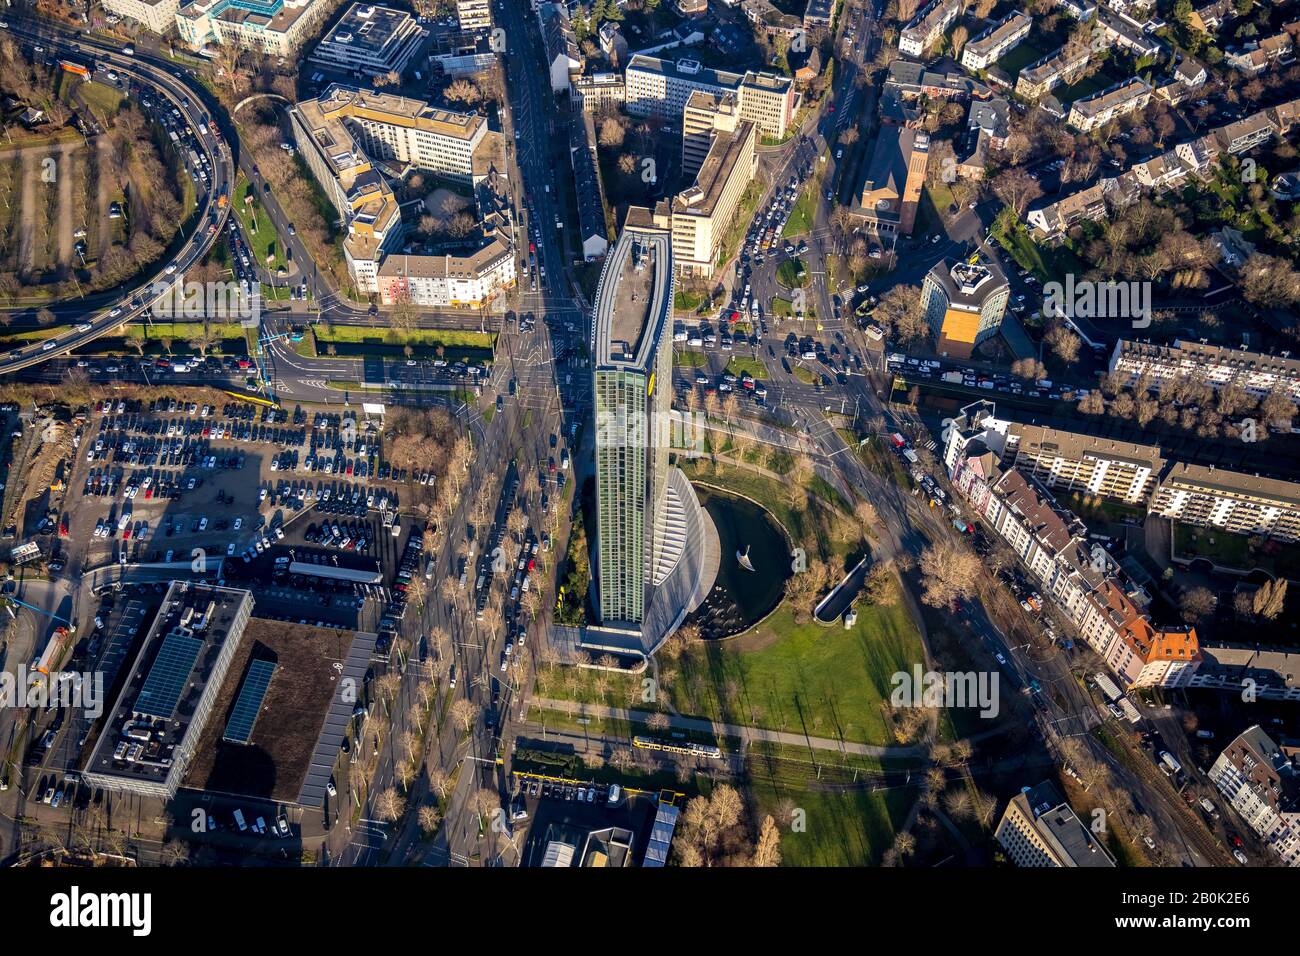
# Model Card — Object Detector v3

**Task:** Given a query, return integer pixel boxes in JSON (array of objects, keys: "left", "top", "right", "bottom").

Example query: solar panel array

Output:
[
  {"left": 223, "top": 659, "right": 277, "bottom": 744},
  {"left": 135, "top": 633, "right": 204, "bottom": 719}
]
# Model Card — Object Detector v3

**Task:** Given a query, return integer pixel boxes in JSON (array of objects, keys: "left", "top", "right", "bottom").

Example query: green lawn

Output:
[
  {"left": 233, "top": 174, "right": 287, "bottom": 273},
  {"left": 782, "top": 187, "right": 816, "bottom": 238},
  {"left": 725, "top": 356, "right": 768, "bottom": 379},
  {"left": 776, "top": 258, "right": 809, "bottom": 288},
  {"left": 674, "top": 289, "right": 707, "bottom": 313},
  {"left": 994, "top": 40, "right": 1049, "bottom": 78},
  {"left": 314, "top": 325, "right": 494, "bottom": 349},
  {"left": 793, "top": 365, "right": 817, "bottom": 385},
  {"left": 747, "top": 774, "right": 916, "bottom": 866},
  {"left": 675, "top": 349, "right": 709, "bottom": 367}
]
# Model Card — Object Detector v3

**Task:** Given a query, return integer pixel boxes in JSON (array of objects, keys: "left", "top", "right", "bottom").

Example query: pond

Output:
[{"left": 690, "top": 487, "right": 791, "bottom": 639}]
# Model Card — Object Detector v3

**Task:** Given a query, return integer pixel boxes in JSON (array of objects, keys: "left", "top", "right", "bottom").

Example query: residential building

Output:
[
  {"left": 1054, "top": 0, "right": 1096, "bottom": 19},
  {"left": 804, "top": 0, "right": 836, "bottom": 28},
  {"left": 1226, "top": 32, "right": 1293, "bottom": 73},
  {"left": 945, "top": 404, "right": 1202, "bottom": 690},
  {"left": 100, "top": 0, "right": 181, "bottom": 34},
  {"left": 1188, "top": 647, "right": 1300, "bottom": 701},
  {"left": 1149, "top": 463, "right": 1300, "bottom": 544},
  {"left": 456, "top": 0, "right": 491, "bottom": 30},
  {"left": 1108, "top": 339, "right": 1300, "bottom": 406},
  {"left": 1026, "top": 181, "right": 1110, "bottom": 240},
  {"left": 960, "top": 11, "right": 1031, "bottom": 71},
  {"left": 598, "top": 20, "right": 628, "bottom": 66},
  {"left": 308, "top": 3, "right": 427, "bottom": 79},
  {"left": 1174, "top": 55, "right": 1208, "bottom": 88},
  {"left": 1067, "top": 78, "right": 1152, "bottom": 132},
  {"left": 540, "top": 2, "right": 582, "bottom": 93},
  {"left": 1014, "top": 45, "right": 1091, "bottom": 101},
  {"left": 886, "top": 59, "right": 995, "bottom": 100},
  {"left": 176, "top": 0, "right": 335, "bottom": 56},
  {"left": 1005, "top": 423, "right": 1166, "bottom": 504},
  {"left": 624, "top": 55, "right": 796, "bottom": 140},
  {"left": 1215, "top": 111, "right": 1277, "bottom": 154},
  {"left": 850, "top": 125, "right": 929, "bottom": 238},
  {"left": 572, "top": 114, "right": 611, "bottom": 261},
  {"left": 740, "top": 0, "right": 804, "bottom": 40},
  {"left": 1189, "top": 0, "right": 1234, "bottom": 32},
  {"left": 290, "top": 84, "right": 497, "bottom": 293},
  {"left": 920, "top": 256, "right": 1010, "bottom": 358},
  {"left": 899, "top": 0, "right": 962, "bottom": 58},
  {"left": 1209, "top": 726, "right": 1300, "bottom": 866},
  {"left": 375, "top": 240, "right": 515, "bottom": 308},
  {"left": 996, "top": 780, "right": 1116, "bottom": 867},
  {"left": 1096, "top": 8, "right": 1163, "bottom": 58}
]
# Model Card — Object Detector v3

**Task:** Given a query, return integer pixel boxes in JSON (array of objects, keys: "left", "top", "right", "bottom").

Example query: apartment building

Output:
[
  {"left": 1188, "top": 646, "right": 1300, "bottom": 701},
  {"left": 456, "top": 0, "right": 491, "bottom": 30},
  {"left": 574, "top": 73, "right": 627, "bottom": 113},
  {"left": 375, "top": 239, "right": 516, "bottom": 308},
  {"left": 291, "top": 85, "right": 502, "bottom": 294},
  {"left": 308, "top": 3, "right": 427, "bottom": 78},
  {"left": 899, "top": 0, "right": 962, "bottom": 58},
  {"left": 1108, "top": 339, "right": 1300, "bottom": 406},
  {"left": 658, "top": 111, "right": 757, "bottom": 276},
  {"left": 960, "top": 11, "right": 1031, "bottom": 71},
  {"left": 624, "top": 55, "right": 795, "bottom": 140},
  {"left": 1096, "top": 8, "right": 1163, "bottom": 58},
  {"left": 1007, "top": 423, "right": 1166, "bottom": 504},
  {"left": 920, "top": 257, "right": 1010, "bottom": 358},
  {"left": 946, "top": 406, "right": 1202, "bottom": 689},
  {"left": 1067, "top": 78, "right": 1152, "bottom": 132},
  {"left": 1014, "top": 45, "right": 1091, "bottom": 101},
  {"left": 540, "top": 3, "right": 582, "bottom": 93},
  {"left": 1226, "top": 32, "right": 1294, "bottom": 73},
  {"left": 885, "top": 59, "right": 995, "bottom": 100},
  {"left": 176, "top": 0, "right": 334, "bottom": 56},
  {"left": 101, "top": 0, "right": 181, "bottom": 34},
  {"left": 995, "top": 780, "right": 1116, "bottom": 867},
  {"left": 1150, "top": 463, "right": 1300, "bottom": 544},
  {"left": 850, "top": 125, "right": 929, "bottom": 238},
  {"left": 1215, "top": 111, "right": 1277, "bottom": 154},
  {"left": 1026, "top": 181, "right": 1110, "bottom": 240},
  {"left": 1209, "top": 726, "right": 1300, "bottom": 866}
]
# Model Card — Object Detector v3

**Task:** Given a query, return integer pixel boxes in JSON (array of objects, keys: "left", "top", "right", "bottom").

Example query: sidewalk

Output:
[{"left": 531, "top": 697, "right": 927, "bottom": 758}]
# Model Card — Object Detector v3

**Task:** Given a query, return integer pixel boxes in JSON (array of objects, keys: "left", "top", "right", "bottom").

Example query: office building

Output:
[
  {"left": 290, "top": 84, "right": 499, "bottom": 293},
  {"left": 101, "top": 0, "right": 182, "bottom": 34},
  {"left": 624, "top": 55, "right": 796, "bottom": 140},
  {"left": 591, "top": 222, "right": 676, "bottom": 626},
  {"left": 81, "top": 583, "right": 254, "bottom": 799},
  {"left": 590, "top": 215, "right": 718, "bottom": 644},
  {"left": 920, "top": 256, "right": 1010, "bottom": 358},
  {"left": 309, "top": 3, "right": 428, "bottom": 78},
  {"left": 176, "top": 0, "right": 334, "bottom": 56},
  {"left": 661, "top": 102, "right": 757, "bottom": 275},
  {"left": 996, "top": 780, "right": 1116, "bottom": 867},
  {"left": 1209, "top": 726, "right": 1300, "bottom": 866}
]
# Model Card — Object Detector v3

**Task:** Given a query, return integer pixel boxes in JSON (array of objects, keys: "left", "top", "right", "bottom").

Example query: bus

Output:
[
  {"left": 58, "top": 59, "right": 91, "bottom": 77},
  {"left": 632, "top": 736, "right": 722, "bottom": 759}
]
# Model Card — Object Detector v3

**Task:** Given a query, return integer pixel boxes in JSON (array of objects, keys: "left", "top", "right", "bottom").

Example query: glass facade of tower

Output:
[{"left": 591, "top": 227, "right": 674, "bottom": 626}]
